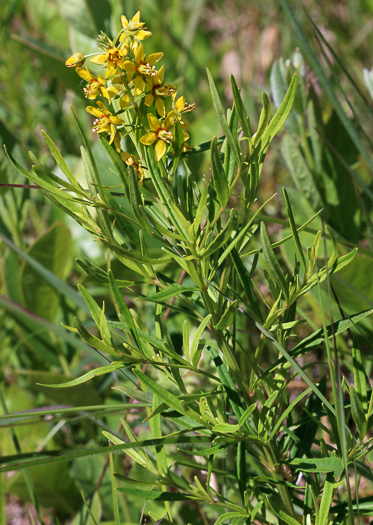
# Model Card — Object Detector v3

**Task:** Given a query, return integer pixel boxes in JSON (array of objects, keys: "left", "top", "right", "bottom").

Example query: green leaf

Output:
[
  {"left": 261, "top": 73, "right": 298, "bottom": 146},
  {"left": 19, "top": 222, "right": 71, "bottom": 322},
  {"left": 230, "top": 75, "right": 252, "bottom": 139},
  {"left": 41, "top": 131, "right": 77, "bottom": 186},
  {"left": 230, "top": 248, "right": 263, "bottom": 322},
  {"left": 37, "top": 362, "right": 125, "bottom": 388},
  {"left": 213, "top": 423, "right": 240, "bottom": 434},
  {"left": 252, "top": 92, "right": 271, "bottom": 148},
  {"left": 77, "top": 284, "right": 112, "bottom": 345},
  {"left": 287, "top": 457, "right": 343, "bottom": 478},
  {"left": 134, "top": 370, "right": 204, "bottom": 425},
  {"left": 266, "top": 499, "right": 300, "bottom": 525},
  {"left": 200, "top": 210, "right": 236, "bottom": 258},
  {"left": 116, "top": 487, "right": 200, "bottom": 501},
  {"left": 0, "top": 435, "right": 213, "bottom": 473},
  {"left": 190, "top": 314, "right": 212, "bottom": 369},
  {"left": 136, "top": 285, "right": 198, "bottom": 304},
  {"left": 350, "top": 385, "right": 367, "bottom": 438},
  {"left": 215, "top": 300, "right": 238, "bottom": 330},
  {"left": 260, "top": 221, "right": 289, "bottom": 302},
  {"left": 206, "top": 68, "right": 241, "bottom": 166},
  {"left": 214, "top": 511, "right": 249, "bottom": 525},
  {"left": 210, "top": 136, "right": 229, "bottom": 208},
  {"left": 264, "top": 308, "right": 373, "bottom": 375},
  {"left": 279, "top": 0, "right": 373, "bottom": 175},
  {"left": 352, "top": 345, "right": 368, "bottom": 413},
  {"left": 283, "top": 187, "right": 307, "bottom": 274},
  {"left": 56, "top": 0, "right": 111, "bottom": 38}
]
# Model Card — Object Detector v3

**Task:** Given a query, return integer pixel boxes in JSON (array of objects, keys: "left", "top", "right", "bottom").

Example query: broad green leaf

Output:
[
  {"left": 56, "top": 0, "right": 111, "bottom": 38},
  {"left": 213, "top": 423, "right": 240, "bottom": 434},
  {"left": 287, "top": 457, "right": 343, "bottom": 478},
  {"left": 281, "top": 134, "right": 322, "bottom": 210},
  {"left": 20, "top": 222, "right": 71, "bottom": 322}
]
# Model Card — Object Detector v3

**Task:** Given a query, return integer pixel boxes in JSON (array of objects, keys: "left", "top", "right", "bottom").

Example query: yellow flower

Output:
[
  {"left": 140, "top": 112, "right": 175, "bottom": 162},
  {"left": 65, "top": 52, "right": 85, "bottom": 68},
  {"left": 76, "top": 67, "right": 113, "bottom": 102},
  {"left": 173, "top": 94, "right": 195, "bottom": 126},
  {"left": 122, "top": 44, "right": 163, "bottom": 96},
  {"left": 90, "top": 47, "right": 128, "bottom": 78},
  {"left": 119, "top": 11, "right": 151, "bottom": 46},
  {"left": 145, "top": 66, "right": 176, "bottom": 117},
  {"left": 86, "top": 101, "right": 124, "bottom": 151},
  {"left": 120, "top": 152, "right": 144, "bottom": 185}
]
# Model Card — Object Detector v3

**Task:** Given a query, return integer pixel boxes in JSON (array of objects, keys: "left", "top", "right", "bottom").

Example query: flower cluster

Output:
[{"left": 66, "top": 12, "right": 194, "bottom": 182}]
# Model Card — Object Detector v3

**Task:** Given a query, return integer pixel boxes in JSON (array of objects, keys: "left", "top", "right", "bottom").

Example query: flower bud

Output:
[{"left": 65, "top": 53, "right": 85, "bottom": 68}]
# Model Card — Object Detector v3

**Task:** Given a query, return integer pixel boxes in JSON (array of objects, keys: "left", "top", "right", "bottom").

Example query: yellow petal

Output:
[
  {"left": 135, "top": 44, "right": 145, "bottom": 63},
  {"left": 157, "top": 66, "right": 165, "bottom": 83},
  {"left": 155, "top": 98, "right": 166, "bottom": 117},
  {"left": 121, "top": 15, "right": 129, "bottom": 28},
  {"left": 86, "top": 106, "right": 103, "bottom": 118},
  {"left": 134, "top": 76, "right": 144, "bottom": 95},
  {"left": 165, "top": 111, "right": 175, "bottom": 128},
  {"left": 154, "top": 139, "right": 167, "bottom": 161},
  {"left": 110, "top": 116, "right": 124, "bottom": 125},
  {"left": 105, "top": 61, "right": 117, "bottom": 78},
  {"left": 132, "top": 11, "right": 141, "bottom": 23},
  {"left": 123, "top": 61, "right": 136, "bottom": 77},
  {"left": 90, "top": 54, "right": 106, "bottom": 65},
  {"left": 100, "top": 87, "right": 111, "bottom": 102},
  {"left": 147, "top": 113, "right": 159, "bottom": 131},
  {"left": 176, "top": 96, "right": 185, "bottom": 111},
  {"left": 96, "top": 101, "right": 107, "bottom": 112},
  {"left": 147, "top": 52, "right": 163, "bottom": 66},
  {"left": 144, "top": 93, "right": 154, "bottom": 106},
  {"left": 140, "top": 132, "right": 157, "bottom": 145},
  {"left": 137, "top": 30, "right": 152, "bottom": 40},
  {"left": 76, "top": 67, "right": 92, "bottom": 81}
]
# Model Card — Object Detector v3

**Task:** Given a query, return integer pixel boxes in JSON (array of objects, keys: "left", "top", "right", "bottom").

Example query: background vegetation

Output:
[{"left": 1, "top": 0, "right": 373, "bottom": 523}]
